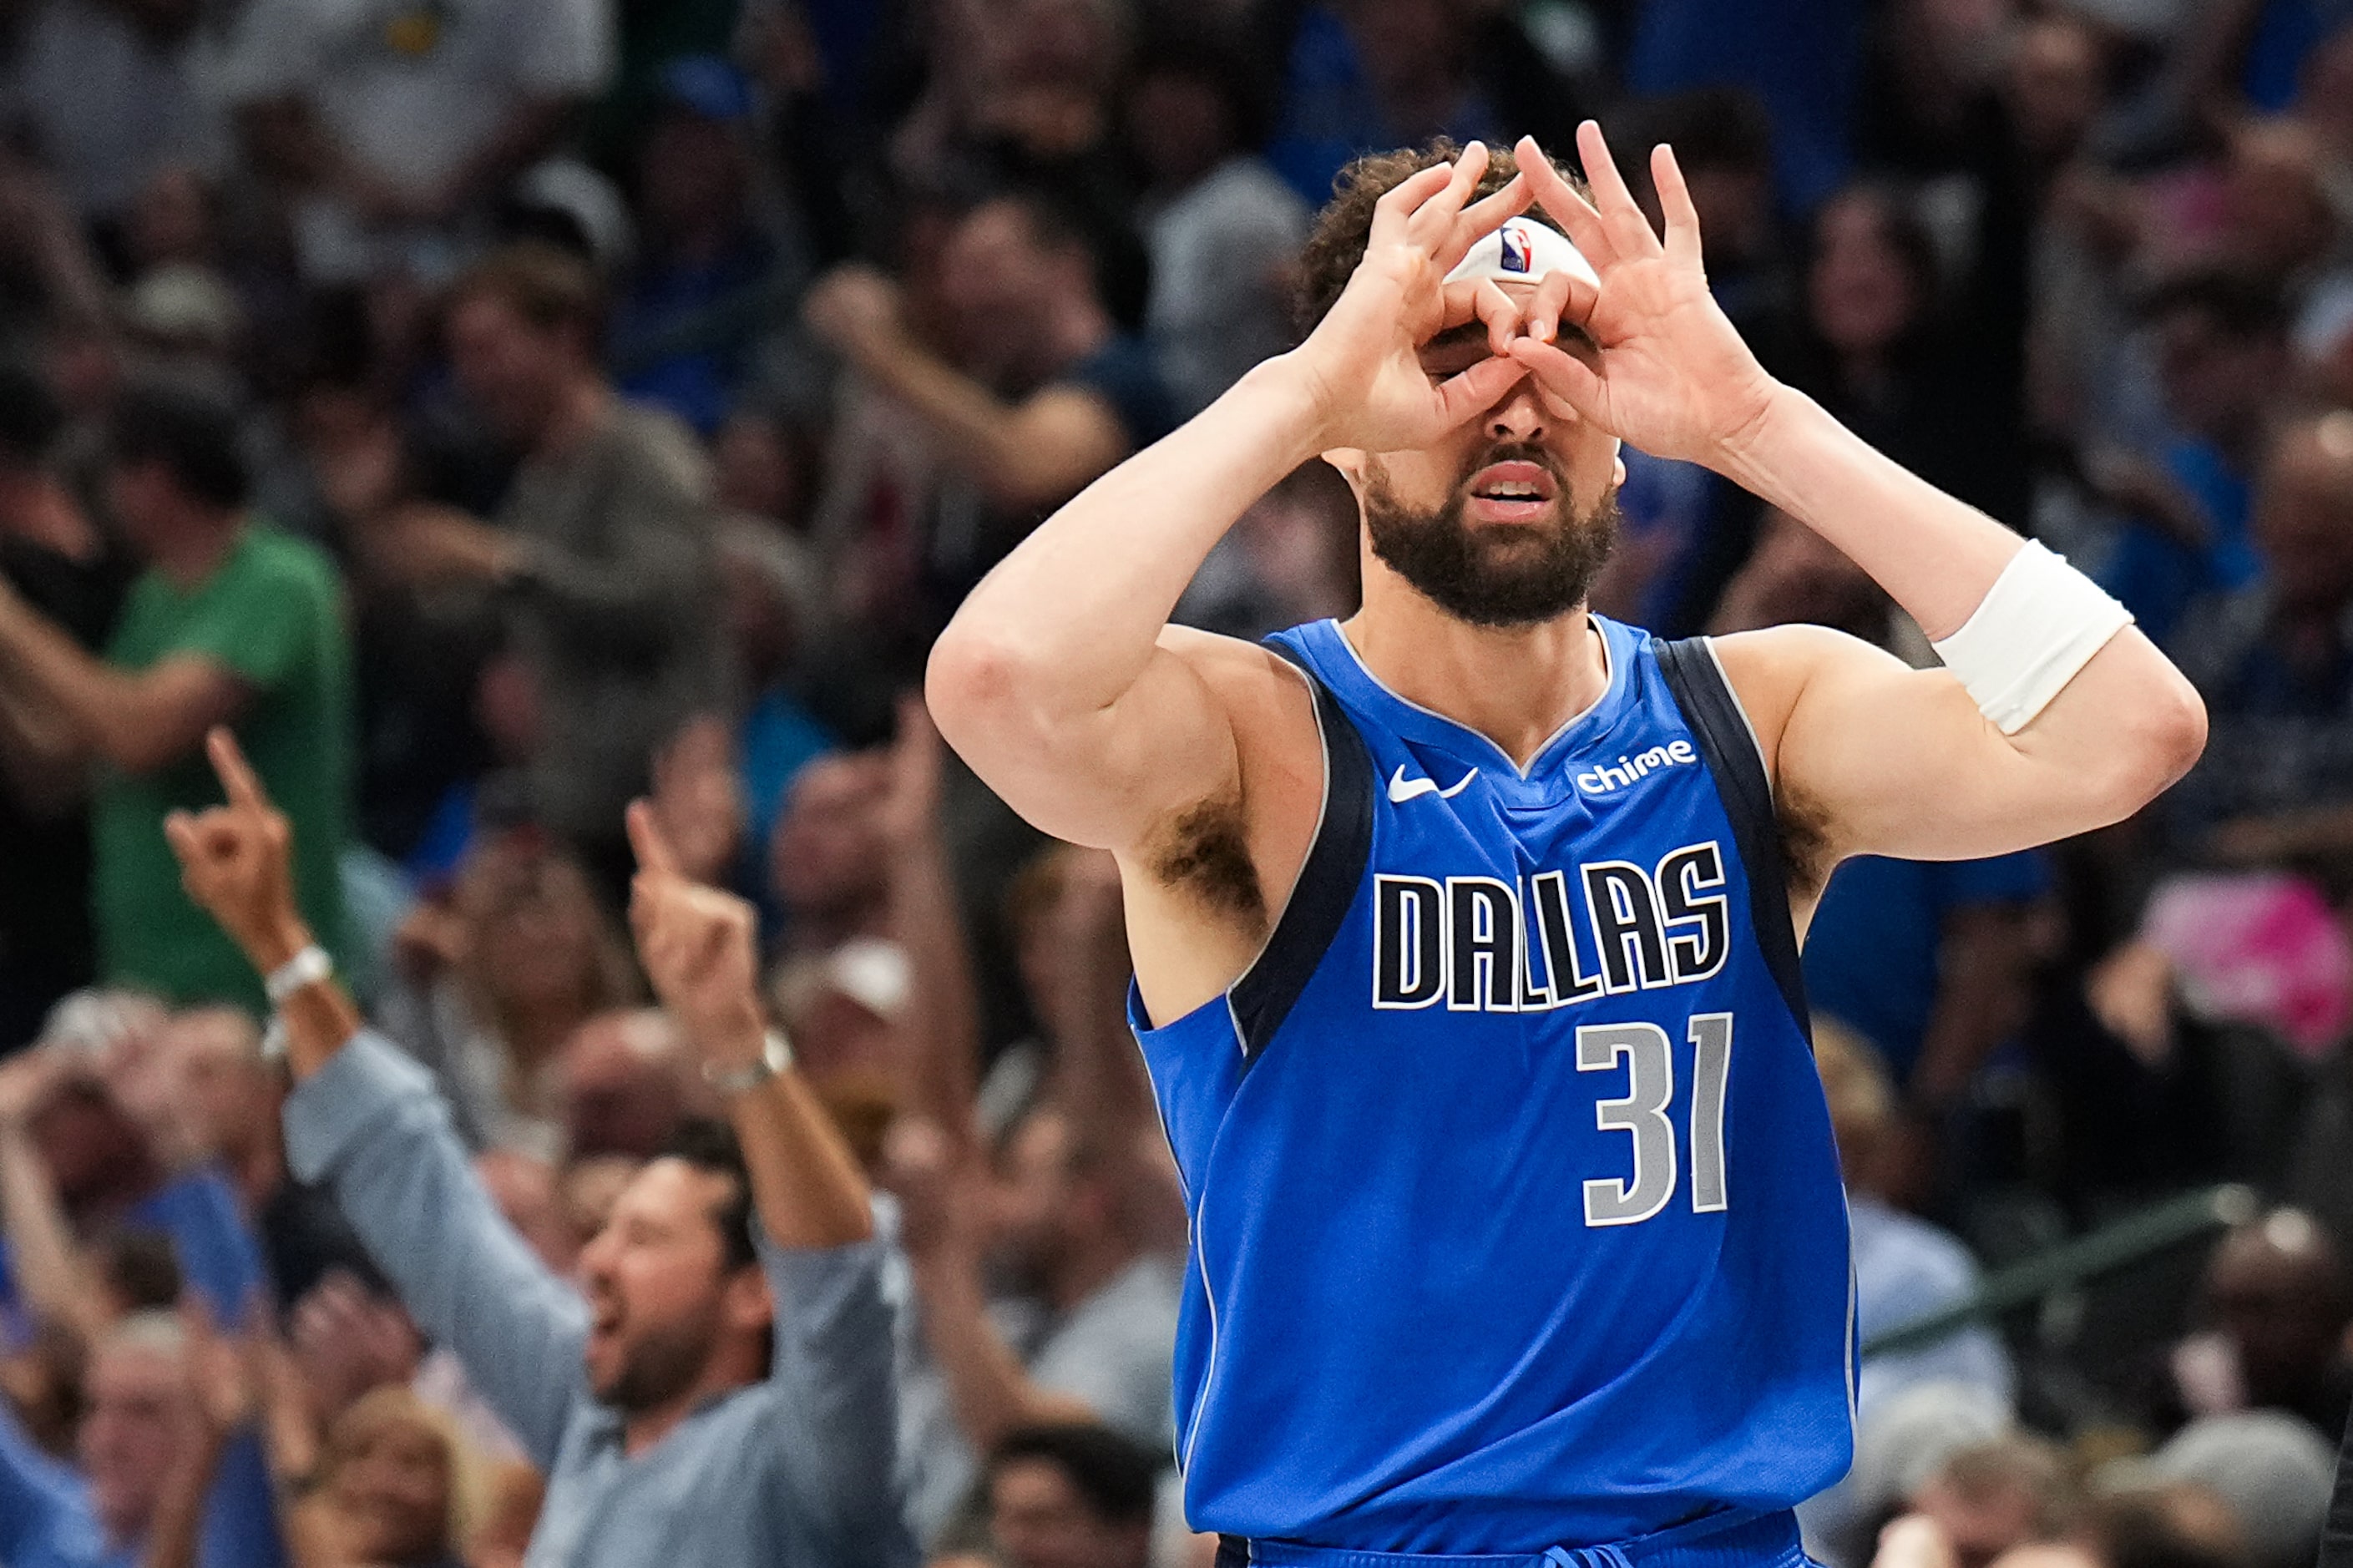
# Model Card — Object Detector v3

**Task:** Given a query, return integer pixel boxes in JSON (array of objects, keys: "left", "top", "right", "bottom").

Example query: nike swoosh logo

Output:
[{"left": 1388, "top": 764, "right": 1479, "bottom": 803}]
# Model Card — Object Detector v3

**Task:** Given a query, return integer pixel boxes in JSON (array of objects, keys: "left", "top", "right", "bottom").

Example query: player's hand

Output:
[
  {"left": 164, "top": 729, "right": 310, "bottom": 974},
  {"left": 626, "top": 800, "right": 767, "bottom": 1073},
  {"left": 1504, "top": 124, "right": 1782, "bottom": 468},
  {"left": 1286, "top": 142, "right": 1537, "bottom": 454}
]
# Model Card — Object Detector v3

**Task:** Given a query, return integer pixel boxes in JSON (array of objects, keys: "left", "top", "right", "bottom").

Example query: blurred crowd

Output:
[{"left": 0, "top": 0, "right": 2348, "bottom": 1565}]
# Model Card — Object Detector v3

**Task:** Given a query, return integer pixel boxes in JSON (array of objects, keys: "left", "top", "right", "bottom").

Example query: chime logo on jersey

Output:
[
  {"left": 1371, "top": 840, "right": 1731, "bottom": 1012},
  {"left": 1576, "top": 738, "right": 1697, "bottom": 796},
  {"left": 1500, "top": 222, "right": 1535, "bottom": 274}
]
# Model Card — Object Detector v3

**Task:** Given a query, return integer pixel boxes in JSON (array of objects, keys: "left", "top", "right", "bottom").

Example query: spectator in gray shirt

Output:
[
  {"left": 373, "top": 243, "right": 730, "bottom": 896},
  {"left": 161, "top": 726, "right": 913, "bottom": 1568}
]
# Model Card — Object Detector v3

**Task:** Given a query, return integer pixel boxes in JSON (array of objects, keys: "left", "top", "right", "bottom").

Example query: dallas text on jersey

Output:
[{"left": 1372, "top": 839, "right": 1731, "bottom": 1013}]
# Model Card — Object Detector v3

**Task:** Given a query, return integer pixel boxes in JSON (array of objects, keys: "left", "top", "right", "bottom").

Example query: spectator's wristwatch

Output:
[
  {"left": 702, "top": 1029, "right": 796, "bottom": 1096},
  {"left": 259, "top": 945, "right": 335, "bottom": 1062},
  {"left": 264, "top": 944, "right": 335, "bottom": 1005}
]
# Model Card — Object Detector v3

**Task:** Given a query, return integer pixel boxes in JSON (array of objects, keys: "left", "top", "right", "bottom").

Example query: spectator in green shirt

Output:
[{"left": 0, "top": 379, "right": 352, "bottom": 1013}]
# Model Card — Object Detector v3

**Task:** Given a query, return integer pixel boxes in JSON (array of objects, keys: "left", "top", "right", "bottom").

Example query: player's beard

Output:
[{"left": 1363, "top": 443, "right": 1621, "bottom": 629}]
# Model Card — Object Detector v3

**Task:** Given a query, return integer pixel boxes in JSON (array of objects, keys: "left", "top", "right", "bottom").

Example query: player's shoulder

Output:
[
  {"left": 1155, "top": 620, "right": 1286, "bottom": 673},
  {"left": 1703, "top": 623, "right": 1909, "bottom": 766},
  {"left": 1156, "top": 624, "right": 1320, "bottom": 723}
]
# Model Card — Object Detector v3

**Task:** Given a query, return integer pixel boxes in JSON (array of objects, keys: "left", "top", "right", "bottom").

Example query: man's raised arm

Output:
[
  {"left": 924, "top": 145, "right": 1532, "bottom": 857},
  {"left": 163, "top": 730, "right": 586, "bottom": 1468},
  {"left": 1505, "top": 125, "right": 2205, "bottom": 870},
  {"left": 622, "top": 799, "right": 908, "bottom": 1565}
]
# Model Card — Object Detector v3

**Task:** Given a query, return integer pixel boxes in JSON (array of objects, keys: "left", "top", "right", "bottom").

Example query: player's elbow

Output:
[
  {"left": 927, "top": 620, "right": 1044, "bottom": 756},
  {"left": 2150, "top": 673, "right": 2209, "bottom": 787},
  {"left": 2094, "top": 670, "right": 2209, "bottom": 818}
]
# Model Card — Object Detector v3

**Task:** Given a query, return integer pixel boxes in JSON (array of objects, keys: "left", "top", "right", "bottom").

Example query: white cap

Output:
[
  {"left": 1443, "top": 216, "right": 1600, "bottom": 291},
  {"left": 830, "top": 936, "right": 913, "bottom": 1020}
]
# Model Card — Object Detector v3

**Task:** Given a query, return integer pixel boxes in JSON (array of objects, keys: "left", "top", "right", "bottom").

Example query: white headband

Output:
[{"left": 1443, "top": 217, "right": 1600, "bottom": 291}]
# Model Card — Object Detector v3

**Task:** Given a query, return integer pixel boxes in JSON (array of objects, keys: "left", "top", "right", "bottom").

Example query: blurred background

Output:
[{"left": 0, "top": 0, "right": 2350, "bottom": 1565}]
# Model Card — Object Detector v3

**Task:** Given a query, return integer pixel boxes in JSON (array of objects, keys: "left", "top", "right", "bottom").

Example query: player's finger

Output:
[
  {"left": 205, "top": 728, "right": 265, "bottom": 811},
  {"left": 1508, "top": 336, "right": 1607, "bottom": 422},
  {"left": 1436, "top": 279, "right": 1484, "bottom": 331},
  {"left": 1408, "top": 141, "right": 1489, "bottom": 247},
  {"left": 1576, "top": 121, "right": 1660, "bottom": 256},
  {"left": 1440, "top": 172, "right": 1531, "bottom": 273},
  {"left": 1367, "top": 163, "right": 1455, "bottom": 250},
  {"left": 1430, "top": 354, "right": 1529, "bottom": 429},
  {"left": 625, "top": 799, "right": 679, "bottom": 878},
  {"left": 163, "top": 811, "right": 199, "bottom": 862},
  {"left": 1526, "top": 270, "right": 1574, "bottom": 346},
  {"left": 1516, "top": 137, "right": 1615, "bottom": 269},
  {"left": 1473, "top": 279, "right": 1520, "bottom": 357},
  {"left": 1652, "top": 142, "right": 1704, "bottom": 269}
]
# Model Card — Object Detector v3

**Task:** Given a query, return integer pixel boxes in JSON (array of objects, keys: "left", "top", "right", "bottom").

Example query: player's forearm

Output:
[
  {"left": 1722, "top": 384, "right": 2205, "bottom": 802},
  {"left": 930, "top": 357, "right": 1323, "bottom": 723}
]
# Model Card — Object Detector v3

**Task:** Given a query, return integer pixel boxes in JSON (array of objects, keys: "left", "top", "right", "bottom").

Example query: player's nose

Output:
[{"left": 1485, "top": 380, "right": 1548, "bottom": 443}]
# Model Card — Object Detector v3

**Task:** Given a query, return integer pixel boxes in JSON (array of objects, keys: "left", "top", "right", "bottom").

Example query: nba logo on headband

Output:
[
  {"left": 1499, "top": 223, "right": 1535, "bottom": 274},
  {"left": 1443, "top": 216, "right": 1602, "bottom": 291}
]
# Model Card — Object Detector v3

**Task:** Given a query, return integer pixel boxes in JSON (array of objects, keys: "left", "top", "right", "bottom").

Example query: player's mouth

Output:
[{"left": 1464, "top": 461, "right": 1558, "bottom": 524}]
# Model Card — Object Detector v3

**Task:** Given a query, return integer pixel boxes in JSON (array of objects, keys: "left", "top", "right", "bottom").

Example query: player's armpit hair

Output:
[
  {"left": 1148, "top": 796, "right": 1268, "bottom": 927},
  {"left": 1775, "top": 779, "right": 1836, "bottom": 903}
]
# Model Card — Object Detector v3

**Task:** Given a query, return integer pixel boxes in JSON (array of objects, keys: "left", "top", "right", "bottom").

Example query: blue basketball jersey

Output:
[{"left": 1128, "top": 615, "right": 1856, "bottom": 1554}]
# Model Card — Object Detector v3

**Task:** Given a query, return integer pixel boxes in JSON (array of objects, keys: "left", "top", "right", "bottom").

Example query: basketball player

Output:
[{"left": 927, "top": 128, "right": 2205, "bottom": 1561}]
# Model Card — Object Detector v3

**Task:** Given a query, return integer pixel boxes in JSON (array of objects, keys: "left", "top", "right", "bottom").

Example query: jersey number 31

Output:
[{"left": 1576, "top": 1014, "right": 1733, "bottom": 1227}]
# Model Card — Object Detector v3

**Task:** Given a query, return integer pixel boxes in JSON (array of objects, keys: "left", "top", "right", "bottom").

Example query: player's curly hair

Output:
[{"left": 1291, "top": 139, "right": 1591, "bottom": 337}]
